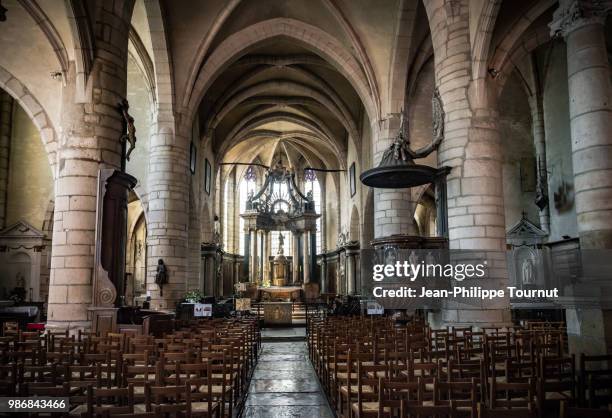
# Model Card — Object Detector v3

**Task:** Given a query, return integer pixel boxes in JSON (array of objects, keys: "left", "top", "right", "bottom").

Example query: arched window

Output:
[
  {"left": 223, "top": 179, "right": 230, "bottom": 249},
  {"left": 304, "top": 169, "right": 322, "bottom": 253},
  {"left": 239, "top": 166, "right": 257, "bottom": 254}
]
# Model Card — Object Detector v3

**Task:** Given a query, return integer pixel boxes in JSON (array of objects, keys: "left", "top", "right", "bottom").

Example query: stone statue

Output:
[
  {"left": 15, "top": 271, "right": 25, "bottom": 288},
  {"left": 118, "top": 99, "right": 137, "bottom": 163},
  {"left": 432, "top": 88, "right": 445, "bottom": 144},
  {"left": 155, "top": 259, "right": 168, "bottom": 296},
  {"left": 521, "top": 258, "right": 535, "bottom": 285},
  {"left": 278, "top": 233, "right": 285, "bottom": 255},
  {"left": 380, "top": 106, "right": 444, "bottom": 166}
]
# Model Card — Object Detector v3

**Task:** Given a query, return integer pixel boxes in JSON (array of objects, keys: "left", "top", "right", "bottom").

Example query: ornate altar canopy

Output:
[{"left": 240, "top": 160, "right": 320, "bottom": 287}]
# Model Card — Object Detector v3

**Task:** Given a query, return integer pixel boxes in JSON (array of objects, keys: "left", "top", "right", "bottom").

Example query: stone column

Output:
[
  {"left": 372, "top": 115, "right": 418, "bottom": 239},
  {"left": 47, "top": 0, "right": 135, "bottom": 329},
  {"left": 292, "top": 232, "right": 299, "bottom": 283},
  {"left": 551, "top": 0, "right": 612, "bottom": 248},
  {"left": 424, "top": 0, "right": 510, "bottom": 327},
  {"left": 551, "top": 0, "right": 612, "bottom": 354},
  {"left": 200, "top": 246, "right": 215, "bottom": 296},
  {"left": 250, "top": 229, "right": 258, "bottom": 283},
  {"left": 262, "top": 230, "right": 270, "bottom": 283},
  {"left": 528, "top": 94, "right": 550, "bottom": 233},
  {"left": 303, "top": 230, "right": 311, "bottom": 283},
  {"left": 345, "top": 248, "right": 357, "bottom": 295},
  {"left": 0, "top": 91, "right": 12, "bottom": 229},
  {"left": 146, "top": 118, "right": 190, "bottom": 308},
  {"left": 320, "top": 255, "right": 328, "bottom": 293}
]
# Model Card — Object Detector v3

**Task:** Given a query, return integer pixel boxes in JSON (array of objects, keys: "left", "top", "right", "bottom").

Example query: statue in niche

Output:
[
  {"left": 118, "top": 99, "right": 137, "bottom": 165},
  {"left": 408, "top": 251, "right": 419, "bottom": 268},
  {"left": 521, "top": 258, "right": 535, "bottom": 285},
  {"left": 155, "top": 259, "right": 168, "bottom": 296},
  {"left": 9, "top": 272, "right": 26, "bottom": 304}
]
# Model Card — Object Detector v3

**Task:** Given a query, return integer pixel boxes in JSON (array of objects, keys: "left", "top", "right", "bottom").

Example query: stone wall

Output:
[
  {"left": 6, "top": 104, "right": 53, "bottom": 230},
  {"left": 539, "top": 43, "right": 578, "bottom": 242},
  {"left": 499, "top": 73, "right": 539, "bottom": 229},
  {"left": 125, "top": 55, "right": 152, "bottom": 196}
]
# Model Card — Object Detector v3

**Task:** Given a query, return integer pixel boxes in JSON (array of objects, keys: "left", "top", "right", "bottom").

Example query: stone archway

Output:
[
  {"left": 127, "top": 193, "right": 147, "bottom": 306},
  {"left": 0, "top": 66, "right": 59, "bottom": 175}
]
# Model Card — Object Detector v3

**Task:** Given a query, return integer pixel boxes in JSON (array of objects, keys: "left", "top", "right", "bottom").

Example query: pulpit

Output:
[{"left": 88, "top": 169, "right": 137, "bottom": 335}]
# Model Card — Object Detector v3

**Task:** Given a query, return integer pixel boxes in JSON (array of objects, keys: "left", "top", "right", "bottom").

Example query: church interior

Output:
[{"left": 0, "top": 0, "right": 612, "bottom": 417}]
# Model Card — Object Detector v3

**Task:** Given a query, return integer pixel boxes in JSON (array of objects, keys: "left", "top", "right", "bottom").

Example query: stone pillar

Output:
[
  {"left": 0, "top": 91, "right": 12, "bottom": 229},
  {"left": 250, "top": 229, "right": 258, "bottom": 283},
  {"left": 345, "top": 248, "right": 357, "bottom": 295},
  {"left": 424, "top": 0, "right": 510, "bottom": 327},
  {"left": 146, "top": 118, "right": 190, "bottom": 309},
  {"left": 551, "top": 0, "right": 612, "bottom": 354},
  {"left": 320, "top": 255, "right": 328, "bottom": 293},
  {"left": 200, "top": 246, "right": 214, "bottom": 296},
  {"left": 372, "top": 115, "right": 418, "bottom": 239},
  {"left": 47, "top": 0, "right": 135, "bottom": 329},
  {"left": 551, "top": 0, "right": 612, "bottom": 248},
  {"left": 291, "top": 232, "right": 299, "bottom": 283},
  {"left": 262, "top": 230, "right": 270, "bottom": 283},
  {"left": 303, "top": 230, "right": 311, "bottom": 283},
  {"left": 528, "top": 94, "right": 550, "bottom": 234}
]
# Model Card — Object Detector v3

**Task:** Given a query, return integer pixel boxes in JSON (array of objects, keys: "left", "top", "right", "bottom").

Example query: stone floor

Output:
[
  {"left": 242, "top": 339, "right": 333, "bottom": 418},
  {"left": 260, "top": 327, "right": 306, "bottom": 339}
]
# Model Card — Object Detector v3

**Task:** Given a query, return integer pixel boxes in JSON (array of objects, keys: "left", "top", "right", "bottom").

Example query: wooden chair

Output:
[
  {"left": 74, "top": 384, "right": 136, "bottom": 417},
  {"left": 477, "top": 402, "right": 537, "bottom": 417},
  {"left": 559, "top": 400, "right": 612, "bottom": 418},
  {"left": 537, "top": 355, "right": 576, "bottom": 415},
  {"left": 579, "top": 354, "right": 612, "bottom": 408},
  {"left": 489, "top": 378, "right": 536, "bottom": 410},
  {"left": 352, "top": 376, "right": 423, "bottom": 418},
  {"left": 404, "top": 401, "right": 457, "bottom": 418},
  {"left": 340, "top": 359, "right": 383, "bottom": 418},
  {"left": 433, "top": 378, "right": 477, "bottom": 417},
  {"left": 144, "top": 382, "right": 189, "bottom": 417}
]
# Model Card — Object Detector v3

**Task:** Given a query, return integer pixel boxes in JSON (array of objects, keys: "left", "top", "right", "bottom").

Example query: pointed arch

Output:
[
  {"left": 186, "top": 18, "right": 377, "bottom": 122},
  {"left": 0, "top": 65, "right": 58, "bottom": 175}
]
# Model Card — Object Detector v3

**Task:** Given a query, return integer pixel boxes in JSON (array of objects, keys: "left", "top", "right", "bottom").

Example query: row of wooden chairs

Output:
[
  {"left": 306, "top": 315, "right": 612, "bottom": 418},
  {"left": 0, "top": 317, "right": 260, "bottom": 417}
]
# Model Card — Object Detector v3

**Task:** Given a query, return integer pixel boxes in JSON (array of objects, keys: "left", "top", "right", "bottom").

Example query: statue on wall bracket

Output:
[
  {"left": 155, "top": 259, "right": 168, "bottom": 297},
  {"left": 118, "top": 99, "right": 137, "bottom": 172}
]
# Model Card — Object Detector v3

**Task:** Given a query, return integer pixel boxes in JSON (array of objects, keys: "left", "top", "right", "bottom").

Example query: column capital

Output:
[{"left": 550, "top": 0, "right": 610, "bottom": 38}]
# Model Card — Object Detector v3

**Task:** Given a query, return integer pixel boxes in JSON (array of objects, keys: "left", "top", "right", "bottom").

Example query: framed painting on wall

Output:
[
  {"left": 204, "top": 158, "right": 212, "bottom": 195},
  {"left": 349, "top": 162, "right": 356, "bottom": 197},
  {"left": 189, "top": 142, "right": 197, "bottom": 174}
]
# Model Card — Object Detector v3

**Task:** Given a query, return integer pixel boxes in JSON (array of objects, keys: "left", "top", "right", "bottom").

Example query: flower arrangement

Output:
[{"left": 183, "top": 289, "right": 204, "bottom": 303}]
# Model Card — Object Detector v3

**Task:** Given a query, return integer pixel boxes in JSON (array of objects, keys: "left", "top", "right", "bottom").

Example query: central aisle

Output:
[{"left": 242, "top": 329, "right": 333, "bottom": 417}]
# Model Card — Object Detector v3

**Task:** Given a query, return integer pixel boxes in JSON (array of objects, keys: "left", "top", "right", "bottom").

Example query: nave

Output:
[{"left": 242, "top": 332, "right": 333, "bottom": 418}]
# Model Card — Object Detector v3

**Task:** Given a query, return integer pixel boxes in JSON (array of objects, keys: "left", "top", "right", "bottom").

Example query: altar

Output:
[
  {"left": 258, "top": 286, "right": 301, "bottom": 301},
  {"left": 263, "top": 301, "right": 293, "bottom": 325}
]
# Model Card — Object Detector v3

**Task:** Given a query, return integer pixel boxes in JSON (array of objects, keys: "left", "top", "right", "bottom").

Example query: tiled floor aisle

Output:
[{"left": 242, "top": 340, "right": 334, "bottom": 417}]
